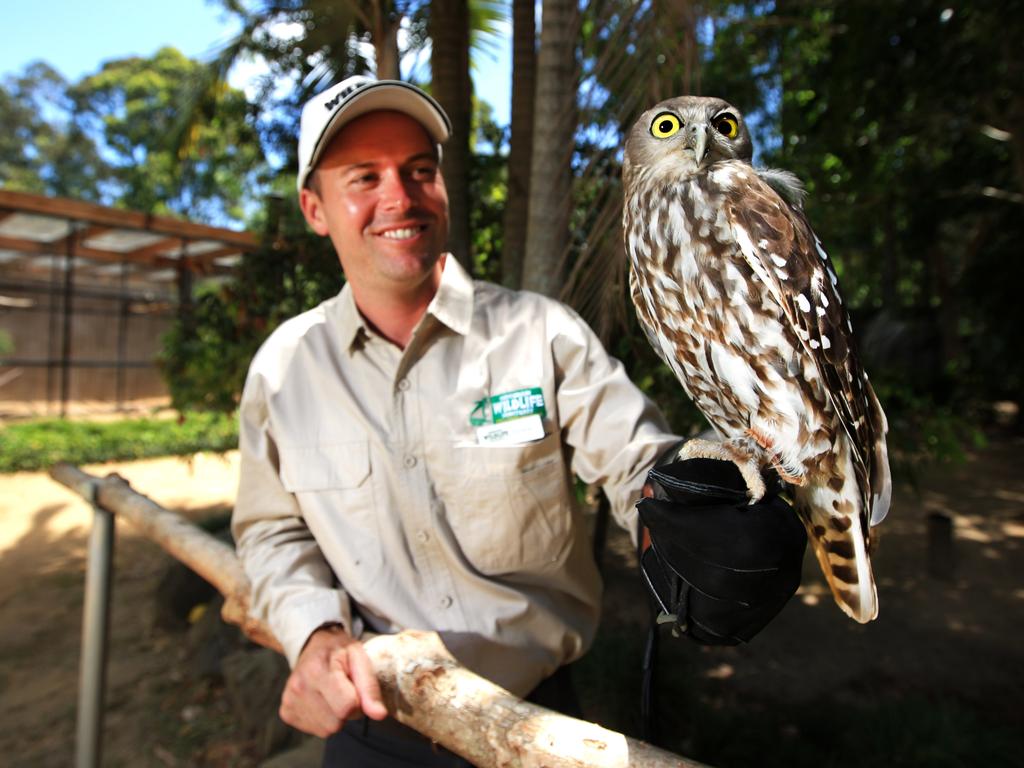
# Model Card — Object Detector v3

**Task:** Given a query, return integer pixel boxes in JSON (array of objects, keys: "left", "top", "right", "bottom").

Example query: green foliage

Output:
[
  {"left": 469, "top": 97, "right": 508, "bottom": 282},
  {"left": 0, "top": 412, "right": 238, "bottom": 473},
  {"left": 71, "top": 47, "right": 265, "bottom": 223},
  {"left": 567, "top": 0, "right": 1024, "bottom": 464},
  {"left": 0, "top": 49, "right": 267, "bottom": 226},
  {"left": 763, "top": 2, "right": 1024, "bottom": 405},
  {"left": 159, "top": 191, "right": 341, "bottom": 412},
  {"left": 871, "top": 374, "right": 988, "bottom": 487},
  {"left": 0, "top": 62, "right": 108, "bottom": 200}
]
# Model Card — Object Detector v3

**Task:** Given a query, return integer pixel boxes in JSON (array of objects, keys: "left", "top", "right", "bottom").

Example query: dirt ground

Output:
[
  {"left": 1, "top": 440, "right": 1023, "bottom": 766},
  {"left": 0, "top": 452, "right": 247, "bottom": 767}
]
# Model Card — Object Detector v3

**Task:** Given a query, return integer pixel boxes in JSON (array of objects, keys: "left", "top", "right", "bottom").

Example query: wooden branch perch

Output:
[{"left": 50, "top": 463, "right": 708, "bottom": 768}]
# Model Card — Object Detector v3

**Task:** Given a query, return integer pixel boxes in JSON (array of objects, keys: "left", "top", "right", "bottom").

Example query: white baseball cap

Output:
[{"left": 296, "top": 75, "right": 452, "bottom": 194}]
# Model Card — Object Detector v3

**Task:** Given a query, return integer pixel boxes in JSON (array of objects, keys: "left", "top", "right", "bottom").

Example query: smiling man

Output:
[
  {"left": 231, "top": 76, "right": 679, "bottom": 765},
  {"left": 230, "top": 77, "right": 799, "bottom": 768}
]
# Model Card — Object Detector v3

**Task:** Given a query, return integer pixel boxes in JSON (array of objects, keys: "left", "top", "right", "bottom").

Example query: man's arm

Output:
[
  {"left": 549, "top": 310, "right": 805, "bottom": 644},
  {"left": 231, "top": 372, "right": 385, "bottom": 733},
  {"left": 549, "top": 304, "right": 679, "bottom": 538}
]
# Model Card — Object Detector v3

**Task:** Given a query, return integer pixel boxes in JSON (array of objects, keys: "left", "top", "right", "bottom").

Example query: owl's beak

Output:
[{"left": 684, "top": 122, "right": 710, "bottom": 165}]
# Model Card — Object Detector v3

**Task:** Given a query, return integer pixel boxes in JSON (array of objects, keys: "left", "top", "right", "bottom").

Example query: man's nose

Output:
[{"left": 378, "top": 170, "right": 413, "bottom": 211}]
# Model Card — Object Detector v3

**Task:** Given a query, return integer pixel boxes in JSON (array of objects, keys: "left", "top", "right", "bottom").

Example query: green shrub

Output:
[{"left": 0, "top": 412, "right": 238, "bottom": 473}]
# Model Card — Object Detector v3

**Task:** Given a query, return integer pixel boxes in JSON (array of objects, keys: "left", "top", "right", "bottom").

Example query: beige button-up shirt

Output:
[{"left": 232, "top": 256, "right": 677, "bottom": 695}]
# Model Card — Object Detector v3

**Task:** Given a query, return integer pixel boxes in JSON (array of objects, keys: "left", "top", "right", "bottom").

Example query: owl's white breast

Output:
[{"left": 625, "top": 172, "right": 834, "bottom": 471}]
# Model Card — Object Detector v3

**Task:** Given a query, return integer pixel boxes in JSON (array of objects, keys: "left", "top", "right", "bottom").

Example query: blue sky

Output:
[
  {"left": 1, "top": 0, "right": 241, "bottom": 82},
  {"left": 1, "top": 0, "right": 511, "bottom": 123}
]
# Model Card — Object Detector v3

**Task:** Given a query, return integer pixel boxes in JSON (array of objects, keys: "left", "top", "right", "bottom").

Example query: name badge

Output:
[
  {"left": 475, "top": 413, "right": 545, "bottom": 446},
  {"left": 469, "top": 387, "right": 547, "bottom": 446}
]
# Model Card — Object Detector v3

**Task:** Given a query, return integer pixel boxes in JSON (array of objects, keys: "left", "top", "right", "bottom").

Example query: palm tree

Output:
[
  {"left": 500, "top": 0, "right": 536, "bottom": 289},
  {"left": 521, "top": 0, "right": 579, "bottom": 297},
  {"left": 558, "top": 0, "right": 703, "bottom": 339},
  {"left": 430, "top": 0, "right": 472, "bottom": 270}
]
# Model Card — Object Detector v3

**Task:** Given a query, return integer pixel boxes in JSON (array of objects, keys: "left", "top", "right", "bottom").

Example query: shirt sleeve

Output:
[
  {"left": 550, "top": 303, "right": 680, "bottom": 541},
  {"left": 231, "top": 370, "right": 363, "bottom": 667}
]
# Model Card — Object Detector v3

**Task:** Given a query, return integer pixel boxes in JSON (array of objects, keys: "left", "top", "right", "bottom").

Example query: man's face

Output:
[{"left": 299, "top": 110, "right": 449, "bottom": 296}]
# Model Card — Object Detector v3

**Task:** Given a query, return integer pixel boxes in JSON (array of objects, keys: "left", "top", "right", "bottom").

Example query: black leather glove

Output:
[{"left": 637, "top": 456, "right": 807, "bottom": 645}]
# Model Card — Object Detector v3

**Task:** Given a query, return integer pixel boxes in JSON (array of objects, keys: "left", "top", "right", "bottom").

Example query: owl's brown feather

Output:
[{"left": 622, "top": 96, "right": 891, "bottom": 623}]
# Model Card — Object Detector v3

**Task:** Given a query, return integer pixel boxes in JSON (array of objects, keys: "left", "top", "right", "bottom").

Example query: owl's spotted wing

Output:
[{"left": 713, "top": 164, "right": 890, "bottom": 526}]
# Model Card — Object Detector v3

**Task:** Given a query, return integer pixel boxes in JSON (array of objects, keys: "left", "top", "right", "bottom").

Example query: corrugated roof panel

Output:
[
  {"left": 83, "top": 231, "right": 169, "bottom": 252},
  {"left": 184, "top": 240, "right": 226, "bottom": 256},
  {"left": 0, "top": 213, "right": 71, "bottom": 242}
]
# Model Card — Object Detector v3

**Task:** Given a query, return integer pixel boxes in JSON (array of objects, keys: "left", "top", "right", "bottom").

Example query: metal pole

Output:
[
  {"left": 46, "top": 245, "right": 61, "bottom": 415},
  {"left": 75, "top": 482, "right": 114, "bottom": 768},
  {"left": 116, "top": 261, "right": 129, "bottom": 411},
  {"left": 59, "top": 224, "right": 77, "bottom": 418}
]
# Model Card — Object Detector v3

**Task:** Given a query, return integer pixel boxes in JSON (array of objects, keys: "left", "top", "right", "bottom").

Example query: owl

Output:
[{"left": 622, "top": 96, "right": 891, "bottom": 623}]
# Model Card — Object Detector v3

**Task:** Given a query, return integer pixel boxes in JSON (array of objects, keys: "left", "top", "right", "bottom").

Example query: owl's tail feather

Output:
[
  {"left": 866, "top": 380, "right": 892, "bottom": 526},
  {"left": 796, "top": 481, "right": 879, "bottom": 623}
]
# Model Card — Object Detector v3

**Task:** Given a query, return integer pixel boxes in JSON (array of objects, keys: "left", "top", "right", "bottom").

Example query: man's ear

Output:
[{"left": 299, "top": 187, "right": 330, "bottom": 236}]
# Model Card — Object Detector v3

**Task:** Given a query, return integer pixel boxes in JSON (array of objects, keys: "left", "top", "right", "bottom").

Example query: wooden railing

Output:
[{"left": 52, "top": 463, "right": 707, "bottom": 768}]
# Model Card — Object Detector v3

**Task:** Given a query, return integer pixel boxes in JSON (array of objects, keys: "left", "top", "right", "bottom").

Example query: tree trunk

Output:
[
  {"left": 500, "top": 0, "right": 537, "bottom": 289},
  {"left": 521, "top": 0, "right": 579, "bottom": 297},
  {"left": 372, "top": 0, "right": 402, "bottom": 80},
  {"left": 430, "top": 0, "right": 473, "bottom": 272}
]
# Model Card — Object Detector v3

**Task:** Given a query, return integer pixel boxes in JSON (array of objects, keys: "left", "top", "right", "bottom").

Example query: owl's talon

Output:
[
  {"left": 677, "top": 437, "right": 767, "bottom": 502},
  {"left": 740, "top": 465, "right": 766, "bottom": 504}
]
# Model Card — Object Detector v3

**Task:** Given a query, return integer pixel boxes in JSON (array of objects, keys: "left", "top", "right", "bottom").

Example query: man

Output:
[{"left": 232, "top": 76, "right": 799, "bottom": 766}]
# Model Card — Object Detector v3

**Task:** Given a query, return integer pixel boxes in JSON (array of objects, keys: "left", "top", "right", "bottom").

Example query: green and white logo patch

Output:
[{"left": 470, "top": 387, "right": 546, "bottom": 426}]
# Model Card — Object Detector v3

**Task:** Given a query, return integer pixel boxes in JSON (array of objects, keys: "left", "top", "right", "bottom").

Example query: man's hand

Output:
[
  {"left": 638, "top": 456, "right": 807, "bottom": 645},
  {"left": 279, "top": 625, "right": 389, "bottom": 737}
]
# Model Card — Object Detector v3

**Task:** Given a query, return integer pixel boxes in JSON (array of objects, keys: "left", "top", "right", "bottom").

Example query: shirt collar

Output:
[
  {"left": 335, "top": 253, "right": 473, "bottom": 353},
  {"left": 426, "top": 254, "right": 474, "bottom": 337},
  {"left": 336, "top": 282, "right": 368, "bottom": 353}
]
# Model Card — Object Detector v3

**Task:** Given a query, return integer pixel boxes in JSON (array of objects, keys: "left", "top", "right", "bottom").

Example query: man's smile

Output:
[
  {"left": 374, "top": 221, "right": 430, "bottom": 241},
  {"left": 379, "top": 225, "right": 426, "bottom": 240}
]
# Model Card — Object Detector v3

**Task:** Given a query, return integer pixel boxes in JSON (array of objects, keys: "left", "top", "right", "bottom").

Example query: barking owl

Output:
[{"left": 622, "top": 96, "right": 891, "bottom": 623}]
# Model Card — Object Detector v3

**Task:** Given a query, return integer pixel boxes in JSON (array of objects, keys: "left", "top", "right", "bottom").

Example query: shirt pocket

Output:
[
  {"left": 277, "top": 442, "right": 382, "bottom": 579},
  {"left": 433, "top": 431, "right": 573, "bottom": 576}
]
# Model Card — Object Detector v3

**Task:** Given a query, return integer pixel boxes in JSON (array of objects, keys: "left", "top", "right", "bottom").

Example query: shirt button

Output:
[
  {"left": 416, "top": 529, "right": 430, "bottom": 543},
  {"left": 397, "top": 378, "right": 411, "bottom": 391},
  {"left": 440, "top": 595, "right": 452, "bottom": 609},
  {"left": 403, "top": 455, "right": 417, "bottom": 469}
]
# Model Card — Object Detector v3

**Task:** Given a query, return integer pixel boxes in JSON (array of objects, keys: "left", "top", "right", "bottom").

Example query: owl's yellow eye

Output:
[
  {"left": 713, "top": 113, "right": 739, "bottom": 139},
  {"left": 650, "top": 112, "right": 681, "bottom": 139}
]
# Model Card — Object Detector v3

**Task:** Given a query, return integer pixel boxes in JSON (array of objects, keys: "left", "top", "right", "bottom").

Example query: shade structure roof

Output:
[{"left": 0, "top": 189, "right": 259, "bottom": 282}]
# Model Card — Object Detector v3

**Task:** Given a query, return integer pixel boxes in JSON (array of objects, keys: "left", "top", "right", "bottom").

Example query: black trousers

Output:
[{"left": 322, "top": 666, "right": 581, "bottom": 767}]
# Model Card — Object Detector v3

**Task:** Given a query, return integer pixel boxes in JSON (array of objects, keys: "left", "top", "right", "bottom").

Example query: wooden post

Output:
[
  {"left": 49, "top": 463, "right": 709, "bottom": 768},
  {"left": 59, "top": 225, "right": 76, "bottom": 417}
]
